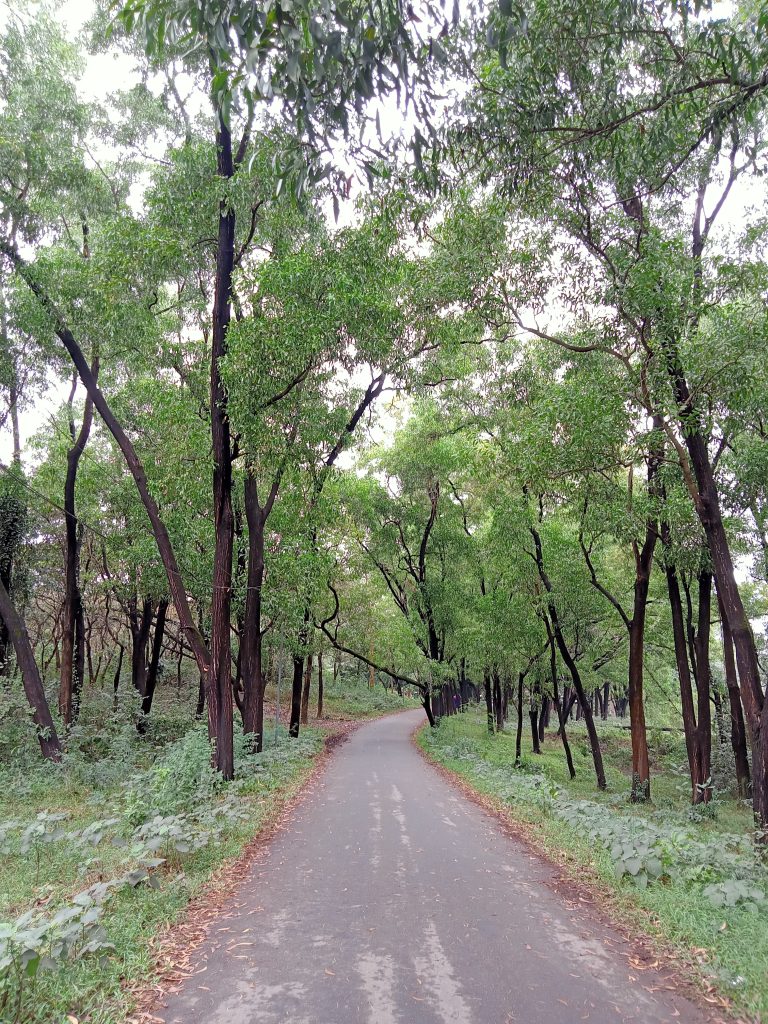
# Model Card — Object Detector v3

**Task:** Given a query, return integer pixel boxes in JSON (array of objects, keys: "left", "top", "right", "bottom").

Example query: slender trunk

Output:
[
  {"left": 717, "top": 584, "right": 751, "bottom": 799},
  {"left": 422, "top": 689, "right": 436, "bottom": 727},
  {"left": 139, "top": 598, "right": 168, "bottom": 727},
  {"left": 290, "top": 652, "right": 304, "bottom": 738},
  {"left": 483, "top": 669, "right": 494, "bottom": 734},
  {"left": 128, "top": 596, "right": 153, "bottom": 697},
  {"left": 0, "top": 577, "right": 61, "bottom": 760},
  {"left": 627, "top": 432, "right": 661, "bottom": 801},
  {"left": 628, "top": 554, "right": 653, "bottom": 802},
  {"left": 537, "top": 697, "right": 549, "bottom": 741},
  {"left": 493, "top": 669, "right": 503, "bottom": 731},
  {"left": 544, "top": 612, "right": 575, "bottom": 778},
  {"left": 59, "top": 347, "right": 98, "bottom": 727},
  {"left": 242, "top": 476, "right": 267, "bottom": 749},
  {"left": 662, "top": 524, "right": 704, "bottom": 803},
  {"left": 693, "top": 570, "right": 713, "bottom": 802},
  {"left": 207, "top": 111, "right": 237, "bottom": 780},
  {"left": 300, "top": 653, "right": 313, "bottom": 725},
  {"left": 112, "top": 643, "right": 124, "bottom": 695},
  {"left": 529, "top": 681, "right": 541, "bottom": 755},
  {"left": 317, "top": 649, "right": 324, "bottom": 718},
  {"left": 515, "top": 673, "right": 524, "bottom": 764}
]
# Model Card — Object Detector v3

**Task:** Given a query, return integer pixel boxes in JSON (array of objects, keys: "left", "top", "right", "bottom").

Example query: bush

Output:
[{"left": 124, "top": 727, "right": 222, "bottom": 824}]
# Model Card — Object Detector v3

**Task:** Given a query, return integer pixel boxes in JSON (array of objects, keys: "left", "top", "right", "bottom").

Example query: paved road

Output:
[{"left": 158, "top": 710, "right": 711, "bottom": 1024}]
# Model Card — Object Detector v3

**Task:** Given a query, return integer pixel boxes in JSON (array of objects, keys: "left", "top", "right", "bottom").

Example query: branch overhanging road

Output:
[{"left": 158, "top": 710, "right": 712, "bottom": 1024}]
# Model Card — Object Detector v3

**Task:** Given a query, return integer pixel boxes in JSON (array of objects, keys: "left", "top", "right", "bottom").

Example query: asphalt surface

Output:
[{"left": 158, "top": 709, "right": 711, "bottom": 1024}]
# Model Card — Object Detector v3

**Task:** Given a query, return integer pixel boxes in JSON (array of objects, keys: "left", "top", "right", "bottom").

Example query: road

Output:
[{"left": 158, "top": 709, "right": 711, "bottom": 1024}]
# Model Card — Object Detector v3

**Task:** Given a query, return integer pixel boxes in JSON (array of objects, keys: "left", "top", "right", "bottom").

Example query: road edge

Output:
[{"left": 412, "top": 719, "right": 748, "bottom": 1024}]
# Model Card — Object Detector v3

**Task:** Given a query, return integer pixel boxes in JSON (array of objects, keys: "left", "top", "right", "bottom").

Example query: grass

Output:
[
  {"left": 417, "top": 708, "right": 768, "bottom": 1021},
  {"left": 0, "top": 675, "right": 405, "bottom": 1024}
]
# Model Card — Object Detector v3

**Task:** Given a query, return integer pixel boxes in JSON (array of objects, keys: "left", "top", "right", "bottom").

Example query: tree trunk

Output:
[
  {"left": 515, "top": 672, "right": 524, "bottom": 765},
  {"left": 300, "top": 653, "right": 313, "bottom": 725},
  {"left": 662, "top": 341, "right": 767, "bottom": 828},
  {"left": 538, "top": 697, "right": 549, "bottom": 741},
  {"left": 544, "top": 611, "right": 576, "bottom": 779},
  {"left": 138, "top": 597, "right": 168, "bottom": 728},
  {"left": 422, "top": 689, "right": 436, "bottom": 727},
  {"left": 207, "top": 111, "right": 237, "bottom": 781},
  {"left": 529, "top": 683, "right": 541, "bottom": 755},
  {"left": 627, "top": 540, "right": 654, "bottom": 802},
  {"left": 290, "top": 652, "right": 304, "bottom": 738},
  {"left": 0, "top": 577, "right": 61, "bottom": 760},
  {"left": 662, "top": 524, "right": 705, "bottom": 804},
  {"left": 483, "top": 670, "right": 494, "bottom": 734},
  {"left": 692, "top": 570, "right": 713, "bottom": 802},
  {"left": 128, "top": 596, "right": 153, "bottom": 697},
  {"left": 716, "top": 584, "right": 751, "bottom": 799},
  {"left": 241, "top": 476, "right": 267, "bottom": 749},
  {"left": 317, "top": 649, "right": 324, "bottom": 718},
  {"left": 59, "top": 351, "right": 97, "bottom": 728},
  {"left": 493, "top": 669, "right": 503, "bottom": 731}
]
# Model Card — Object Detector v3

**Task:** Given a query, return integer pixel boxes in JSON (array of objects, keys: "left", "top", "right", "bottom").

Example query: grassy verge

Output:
[
  {"left": 417, "top": 709, "right": 768, "bottom": 1022},
  {"left": 0, "top": 675, "right": 405, "bottom": 1024}
]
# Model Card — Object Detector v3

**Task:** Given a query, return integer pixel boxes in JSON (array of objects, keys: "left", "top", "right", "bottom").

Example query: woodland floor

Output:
[{"left": 152, "top": 709, "right": 718, "bottom": 1024}]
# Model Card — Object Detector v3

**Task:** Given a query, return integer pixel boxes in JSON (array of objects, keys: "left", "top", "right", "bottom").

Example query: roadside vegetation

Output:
[
  {"left": 0, "top": 673, "right": 401, "bottom": 1024},
  {"left": 419, "top": 710, "right": 768, "bottom": 1020}
]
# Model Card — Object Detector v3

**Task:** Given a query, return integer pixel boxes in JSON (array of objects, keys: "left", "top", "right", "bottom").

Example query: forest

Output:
[{"left": 1, "top": 0, "right": 768, "bottom": 1021}]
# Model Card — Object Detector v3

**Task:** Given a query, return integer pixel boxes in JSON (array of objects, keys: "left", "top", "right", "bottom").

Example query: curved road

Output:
[{"left": 159, "top": 710, "right": 711, "bottom": 1024}]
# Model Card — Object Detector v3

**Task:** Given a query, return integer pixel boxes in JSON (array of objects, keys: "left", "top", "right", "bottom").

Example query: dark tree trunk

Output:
[
  {"left": 627, "top": 534, "right": 654, "bottom": 802},
  {"left": 716, "top": 584, "right": 751, "bottom": 799},
  {"left": 317, "top": 650, "right": 324, "bottom": 718},
  {"left": 662, "top": 524, "right": 706, "bottom": 804},
  {"left": 0, "top": 577, "right": 61, "bottom": 760},
  {"left": 128, "top": 596, "right": 153, "bottom": 697},
  {"left": 207, "top": 111, "right": 237, "bottom": 780},
  {"left": 59, "top": 352, "right": 97, "bottom": 728},
  {"left": 139, "top": 597, "right": 168, "bottom": 728},
  {"left": 544, "top": 612, "right": 575, "bottom": 779},
  {"left": 538, "top": 697, "right": 549, "bottom": 741},
  {"left": 300, "top": 653, "right": 313, "bottom": 726},
  {"left": 483, "top": 669, "right": 494, "bottom": 734},
  {"left": 692, "top": 570, "right": 713, "bottom": 802},
  {"left": 529, "top": 683, "right": 541, "bottom": 754},
  {"left": 661, "top": 339, "right": 768, "bottom": 829},
  {"left": 493, "top": 669, "right": 503, "bottom": 731},
  {"left": 515, "top": 673, "right": 524, "bottom": 765},
  {"left": 422, "top": 689, "right": 436, "bottom": 727},
  {"left": 290, "top": 652, "right": 304, "bottom": 738},
  {"left": 241, "top": 476, "right": 268, "bottom": 750},
  {"left": 112, "top": 642, "right": 124, "bottom": 707}
]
